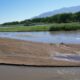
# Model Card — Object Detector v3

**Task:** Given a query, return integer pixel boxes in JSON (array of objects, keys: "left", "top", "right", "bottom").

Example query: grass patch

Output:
[
  {"left": 0, "top": 26, "right": 49, "bottom": 32},
  {"left": 49, "top": 23, "right": 80, "bottom": 31},
  {"left": 0, "top": 23, "right": 80, "bottom": 32}
]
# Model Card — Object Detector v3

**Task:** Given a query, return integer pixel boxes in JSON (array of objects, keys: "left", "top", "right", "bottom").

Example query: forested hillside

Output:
[{"left": 2, "top": 12, "right": 80, "bottom": 26}]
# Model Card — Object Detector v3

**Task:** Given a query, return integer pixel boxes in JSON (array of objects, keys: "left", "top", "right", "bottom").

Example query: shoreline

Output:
[
  {"left": 0, "top": 38, "right": 80, "bottom": 66},
  {"left": 0, "top": 63, "right": 80, "bottom": 67}
]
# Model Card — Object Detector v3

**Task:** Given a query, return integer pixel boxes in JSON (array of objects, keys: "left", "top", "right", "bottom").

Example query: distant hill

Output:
[
  {"left": 1, "top": 5, "right": 80, "bottom": 26},
  {"left": 36, "top": 6, "right": 80, "bottom": 18}
]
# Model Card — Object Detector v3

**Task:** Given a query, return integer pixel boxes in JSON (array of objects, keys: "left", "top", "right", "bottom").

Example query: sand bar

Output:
[{"left": 0, "top": 38, "right": 80, "bottom": 66}]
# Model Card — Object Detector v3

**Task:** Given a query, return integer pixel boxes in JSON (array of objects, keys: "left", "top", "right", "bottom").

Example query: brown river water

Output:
[{"left": 0, "top": 65, "right": 80, "bottom": 80}]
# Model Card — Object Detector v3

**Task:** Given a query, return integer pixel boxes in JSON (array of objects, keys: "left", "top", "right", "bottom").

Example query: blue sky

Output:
[{"left": 0, "top": 0, "right": 80, "bottom": 23}]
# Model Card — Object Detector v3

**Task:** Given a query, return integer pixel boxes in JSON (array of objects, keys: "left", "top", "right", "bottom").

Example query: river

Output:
[{"left": 0, "top": 31, "right": 80, "bottom": 44}]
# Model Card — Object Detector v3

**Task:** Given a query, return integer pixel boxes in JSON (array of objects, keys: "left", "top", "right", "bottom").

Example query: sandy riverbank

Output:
[{"left": 0, "top": 38, "right": 80, "bottom": 66}]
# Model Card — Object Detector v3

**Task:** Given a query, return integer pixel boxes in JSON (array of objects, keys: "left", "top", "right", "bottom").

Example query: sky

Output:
[{"left": 0, "top": 0, "right": 80, "bottom": 23}]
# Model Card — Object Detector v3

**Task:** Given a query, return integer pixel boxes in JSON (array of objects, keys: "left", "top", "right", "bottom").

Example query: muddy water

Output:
[{"left": 0, "top": 65, "right": 80, "bottom": 80}]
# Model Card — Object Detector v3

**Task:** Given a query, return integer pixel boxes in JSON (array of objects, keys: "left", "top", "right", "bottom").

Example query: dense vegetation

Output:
[
  {"left": 2, "top": 12, "right": 80, "bottom": 26},
  {"left": 0, "top": 12, "right": 80, "bottom": 31},
  {"left": 49, "top": 23, "right": 80, "bottom": 31}
]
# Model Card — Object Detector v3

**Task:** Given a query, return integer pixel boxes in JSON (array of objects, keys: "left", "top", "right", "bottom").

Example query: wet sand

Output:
[{"left": 0, "top": 38, "right": 80, "bottom": 66}]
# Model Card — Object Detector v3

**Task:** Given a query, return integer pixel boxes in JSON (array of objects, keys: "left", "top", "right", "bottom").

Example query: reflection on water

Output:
[
  {"left": 0, "top": 65, "right": 80, "bottom": 80},
  {"left": 0, "top": 31, "right": 80, "bottom": 43}
]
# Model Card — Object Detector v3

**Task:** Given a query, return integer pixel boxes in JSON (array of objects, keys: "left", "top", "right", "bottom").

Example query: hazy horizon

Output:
[{"left": 0, "top": 0, "right": 80, "bottom": 24}]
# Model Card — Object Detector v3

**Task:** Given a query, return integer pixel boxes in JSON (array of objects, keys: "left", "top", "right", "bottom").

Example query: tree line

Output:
[{"left": 2, "top": 12, "right": 80, "bottom": 26}]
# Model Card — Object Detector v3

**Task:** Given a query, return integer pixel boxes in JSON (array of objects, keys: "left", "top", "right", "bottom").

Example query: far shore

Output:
[
  {"left": 0, "top": 23, "right": 80, "bottom": 32},
  {"left": 0, "top": 38, "right": 80, "bottom": 67}
]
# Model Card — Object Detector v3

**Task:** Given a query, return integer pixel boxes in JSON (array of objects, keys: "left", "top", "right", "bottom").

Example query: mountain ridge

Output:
[{"left": 36, "top": 5, "right": 80, "bottom": 18}]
